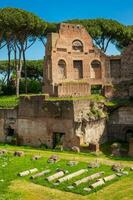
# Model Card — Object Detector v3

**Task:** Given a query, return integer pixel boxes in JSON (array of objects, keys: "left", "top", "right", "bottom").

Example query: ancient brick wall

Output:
[
  {"left": 108, "top": 107, "right": 133, "bottom": 141},
  {"left": 43, "top": 23, "right": 111, "bottom": 97},
  {"left": 121, "top": 44, "right": 133, "bottom": 81},
  {"left": 0, "top": 109, "right": 17, "bottom": 143},
  {"left": 0, "top": 97, "right": 108, "bottom": 149},
  {"left": 57, "top": 82, "right": 90, "bottom": 97}
]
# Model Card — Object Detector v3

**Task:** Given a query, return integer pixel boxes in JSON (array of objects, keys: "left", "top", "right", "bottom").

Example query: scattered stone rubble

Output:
[
  {"left": 14, "top": 151, "right": 25, "bottom": 157},
  {"left": 112, "top": 164, "right": 124, "bottom": 172},
  {"left": 0, "top": 149, "right": 8, "bottom": 155},
  {"left": 32, "top": 155, "right": 42, "bottom": 160},
  {"left": 48, "top": 155, "right": 60, "bottom": 163},
  {"left": 88, "top": 161, "right": 100, "bottom": 168},
  {"left": 71, "top": 146, "right": 80, "bottom": 153},
  {"left": 67, "top": 161, "right": 79, "bottom": 166}
]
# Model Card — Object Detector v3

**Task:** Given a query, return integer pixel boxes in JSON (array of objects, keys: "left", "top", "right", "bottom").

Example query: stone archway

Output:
[
  {"left": 125, "top": 129, "right": 133, "bottom": 141},
  {"left": 122, "top": 127, "right": 133, "bottom": 141},
  {"left": 90, "top": 60, "right": 102, "bottom": 79}
]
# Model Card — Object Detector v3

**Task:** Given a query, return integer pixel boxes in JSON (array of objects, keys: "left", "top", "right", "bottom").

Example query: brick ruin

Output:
[
  {"left": 0, "top": 96, "right": 107, "bottom": 149},
  {"left": 0, "top": 23, "right": 133, "bottom": 151},
  {"left": 43, "top": 23, "right": 111, "bottom": 97},
  {"left": 43, "top": 23, "right": 133, "bottom": 98}
]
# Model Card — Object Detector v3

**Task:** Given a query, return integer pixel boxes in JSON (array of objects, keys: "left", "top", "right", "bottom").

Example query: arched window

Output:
[
  {"left": 72, "top": 40, "right": 83, "bottom": 52},
  {"left": 90, "top": 60, "right": 102, "bottom": 79},
  {"left": 58, "top": 60, "right": 67, "bottom": 80}
]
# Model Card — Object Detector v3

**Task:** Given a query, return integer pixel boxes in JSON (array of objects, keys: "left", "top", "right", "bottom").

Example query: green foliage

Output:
[
  {"left": 67, "top": 18, "right": 125, "bottom": 52},
  {"left": 105, "top": 98, "right": 133, "bottom": 108},
  {"left": 0, "top": 7, "right": 47, "bottom": 37},
  {"left": 87, "top": 105, "right": 106, "bottom": 119},
  {"left": 47, "top": 95, "right": 105, "bottom": 102},
  {"left": 21, "top": 60, "right": 43, "bottom": 80},
  {"left": 0, "top": 60, "right": 43, "bottom": 95},
  {"left": 0, "top": 96, "right": 19, "bottom": 108},
  {"left": 19, "top": 79, "right": 42, "bottom": 94}
]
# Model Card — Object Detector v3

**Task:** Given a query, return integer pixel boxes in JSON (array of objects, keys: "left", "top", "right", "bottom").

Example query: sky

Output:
[{"left": 0, "top": 0, "right": 133, "bottom": 60}]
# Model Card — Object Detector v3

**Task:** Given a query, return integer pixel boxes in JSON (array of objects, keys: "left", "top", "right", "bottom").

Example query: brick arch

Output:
[
  {"left": 72, "top": 39, "right": 84, "bottom": 52},
  {"left": 90, "top": 59, "right": 102, "bottom": 79},
  {"left": 122, "top": 126, "right": 133, "bottom": 141},
  {"left": 58, "top": 59, "right": 67, "bottom": 80}
]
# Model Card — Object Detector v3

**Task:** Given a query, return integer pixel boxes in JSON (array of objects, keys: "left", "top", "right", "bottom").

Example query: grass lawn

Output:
[
  {"left": 0, "top": 94, "right": 106, "bottom": 109},
  {"left": 0, "top": 144, "right": 133, "bottom": 200}
]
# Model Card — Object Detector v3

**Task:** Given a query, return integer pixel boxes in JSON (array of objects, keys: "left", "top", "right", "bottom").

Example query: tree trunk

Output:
[
  {"left": 15, "top": 48, "right": 22, "bottom": 97},
  {"left": 23, "top": 50, "right": 28, "bottom": 94},
  {"left": 16, "top": 65, "right": 20, "bottom": 97},
  {"left": 7, "top": 44, "right": 11, "bottom": 85}
]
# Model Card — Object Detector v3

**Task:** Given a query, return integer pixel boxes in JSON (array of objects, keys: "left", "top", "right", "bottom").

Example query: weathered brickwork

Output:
[
  {"left": 43, "top": 23, "right": 111, "bottom": 97},
  {"left": 0, "top": 96, "right": 107, "bottom": 149},
  {"left": 108, "top": 107, "right": 133, "bottom": 142},
  {"left": 43, "top": 23, "right": 133, "bottom": 99},
  {"left": 0, "top": 23, "right": 133, "bottom": 150}
]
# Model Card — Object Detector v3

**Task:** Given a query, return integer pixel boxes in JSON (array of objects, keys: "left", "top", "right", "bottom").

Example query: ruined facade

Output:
[
  {"left": 0, "top": 96, "right": 107, "bottom": 149},
  {"left": 43, "top": 23, "right": 133, "bottom": 98},
  {"left": 0, "top": 23, "right": 133, "bottom": 150},
  {"left": 43, "top": 23, "right": 112, "bottom": 97},
  {"left": 108, "top": 107, "right": 133, "bottom": 142}
]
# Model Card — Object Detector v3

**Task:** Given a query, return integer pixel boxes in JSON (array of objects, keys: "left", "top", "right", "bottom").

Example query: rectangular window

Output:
[
  {"left": 73, "top": 60, "right": 83, "bottom": 79},
  {"left": 91, "top": 85, "right": 102, "bottom": 95}
]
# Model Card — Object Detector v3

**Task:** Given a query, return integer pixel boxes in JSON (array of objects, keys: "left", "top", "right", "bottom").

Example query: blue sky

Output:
[{"left": 0, "top": 0, "right": 133, "bottom": 60}]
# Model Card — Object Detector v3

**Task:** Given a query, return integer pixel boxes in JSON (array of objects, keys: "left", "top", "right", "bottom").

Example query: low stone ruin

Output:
[
  {"left": 128, "top": 138, "right": 133, "bottom": 157},
  {"left": 88, "top": 161, "right": 100, "bottom": 168},
  {"left": 0, "top": 149, "right": 8, "bottom": 155},
  {"left": 31, "top": 170, "right": 51, "bottom": 179},
  {"left": 32, "top": 155, "right": 42, "bottom": 160},
  {"left": 14, "top": 151, "right": 25, "bottom": 157},
  {"left": 18, "top": 168, "right": 38, "bottom": 177},
  {"left": 67, "top": 161, "right": 79, "bottom": 166},
  {"left": 57, "top": 169, "right": 88, "bottom": 183},
  {"left": 46, "top": 171, "right": 64, "bottom": 182},
  {"left": 71, "top": 146, "right": 80, "bottom": 153},
  {"left": 111, "top": 143, "right": 121, "bottom": 157},
  {"left": 73, "top": 171, "right": 104, "bottom": 186},
  {"left": 48, "top": 155, "right": 60, "bottom": 163},
  {"left": 88, "top": 143, "right": 100, "bottom": 152},
  {"left": 112, "top": 164, "right": 124, "bottom": 172}
]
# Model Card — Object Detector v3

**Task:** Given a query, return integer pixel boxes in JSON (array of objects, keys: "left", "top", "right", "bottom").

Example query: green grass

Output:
[
  {"left": 0, "top": 145, "right": 133, "bottom": 200},
  {"left": 47, "top": 94, "right": 105, "bottom": 102},
  {"left": 0, "top": 94, "right": 105, "bottom": 109},
  {"left": 0, "top": 96, "right": 19, "bottom": 108}
]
